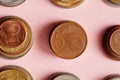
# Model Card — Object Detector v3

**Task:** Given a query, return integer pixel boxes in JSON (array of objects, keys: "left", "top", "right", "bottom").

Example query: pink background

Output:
[{"left": 0, "top": 0, "right": 120, "bottom": 80}]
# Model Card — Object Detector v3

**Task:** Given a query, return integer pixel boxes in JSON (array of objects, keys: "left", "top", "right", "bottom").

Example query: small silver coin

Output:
[
  {"left": 104, "top": 0, "right": 120, "bottom": 8},
  {"left": 0, "top": 0, "right": 25, "bottom": 7}
]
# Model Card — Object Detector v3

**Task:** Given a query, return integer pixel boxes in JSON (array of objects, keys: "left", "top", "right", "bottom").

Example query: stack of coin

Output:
[
  {"left": 51, "top": 0, "right": 85, "bottom": 8},
  {"left": 51, "top": 72, "right": 79, "bottom": 80},
  {"left": 104, "top": 0, "right": 120, "bottom": 7},
  {"left": 104, "top": 74, "right": 120, "bottom": 80},
  {"left": 103, "top": 25, "right": 120, "bottom": 60},
  {"left": 0, "top": 16, "right": 32, "bottom": 59},
  {"left": 0, "top": 0, "right": 25, "bottom": 7},
  {"left": 0, "top": 65, "right": 32, "bottom": 80},
  {"left": 50, "top": 20, "right": 87, "bottom": 59}
]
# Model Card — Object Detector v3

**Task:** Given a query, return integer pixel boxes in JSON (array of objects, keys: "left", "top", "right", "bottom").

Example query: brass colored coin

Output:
[
  {"left": 104, "top": 0, "right": 120, "bottom": 7},
  {"left": 51, "top": 0, "right": 84, "bottom": 8},
  {"left": 103, "top": 25, "right": 120, "bottom": 60},
  {"left": 0, "top": 65, "right": 32, "bottom": 80},
  {"left": 51, "top": 72, "right": 79, "bottom": 80},
  {"left": 104, "top": 74, "right": 120, "bottom": 80},
  {"left": 50, "top": 21, "right": 87, "bottom": 59},
  {"left": 0, "top": 16, "right": 32, "bottom": 59},
  {"left": 0, "top": 0, "right": 25, "bottom": 7}
]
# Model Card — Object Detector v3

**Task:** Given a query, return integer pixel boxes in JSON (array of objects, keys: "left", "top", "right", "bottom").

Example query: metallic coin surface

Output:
[
  {"left": 104, "top": 74, "right": 120, "bottom": 80},
  {"left": 104, "top": 0, "right": 120, "bottom": 7},
  {"left": 103, "top": 25, "right": 120, "bottom": 60},
  {"left": 51, "top": 73, "right": 79, "bottom": 80},
  {"left": 51, "top": 0, "right": 84, "bottom": 8},
  {"left": 0, "top": 16, "right": 32, "bottom": 59},
  {"left": 0, "top": 65, "right": 32, "bottom": 80},
  {"left": 50, "top": 21, "right": 87, "bottom": 59},
  {"left": 0, "top": 0, "right": 25, "bottom": 7}
]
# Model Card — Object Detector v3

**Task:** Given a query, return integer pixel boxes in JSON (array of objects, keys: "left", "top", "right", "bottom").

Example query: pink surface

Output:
[{"left": 0, "top": 0, "right": 120, "bottom": 80}]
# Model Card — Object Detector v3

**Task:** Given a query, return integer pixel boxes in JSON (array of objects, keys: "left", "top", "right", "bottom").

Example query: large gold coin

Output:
[
  {"left": 0, "top": 66, "right": 32, "bottom": 80},
  {"left": 0, "top": 16, "right": 33, "bottom": 59},
  {"left": 51, "top": 0, "right": 85, "bottom": 8},
  {"left": 50, "top": 21, "right": 87, "bottom": 59}
]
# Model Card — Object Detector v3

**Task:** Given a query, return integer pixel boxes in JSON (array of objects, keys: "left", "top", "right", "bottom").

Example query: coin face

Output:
[
  {"left": 103, "top": 26, "right": 120, "bottom": 60},
  {"left": 104, "top": 74, "right": 120, "bottom": 80},
  {"left": 51, "top": 73, "right": 79, "bottom": 80},
  {"left": 104, "top": 0, "right": 120, "bottom": 7},
  {"left": 0, "top": 0, "right": 25, "bottom": 7},
  {"left": 50, "top": 21, "right": 87, "bottom": 59},
  {"left": 0, "top": 66, "right": 32, "bottom": 80},
  {"left": 51, "top": 0, "right": 84, "bottom": 8},
  {"left": 0, "top": 16, "right": 32, "bottom": 59}
]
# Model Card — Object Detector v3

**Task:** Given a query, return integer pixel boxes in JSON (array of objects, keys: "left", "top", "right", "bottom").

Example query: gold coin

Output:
[
  {"left": 50, "top": 21, "right": 87, "bottom": 59},
  {"left": 51, "top": 0, "right": 84, "bottom": 8},
  {"left": 104, "top": 0, "right": 120, "bottom": 7},
  {"left": 0, "top": 65, "right": 32, "bottom": 80},
  {"left": 111, "top": 0, "right": 120, "bottom": 4},
  {"left": 0, "top": 16, "right": 33, "bottom": 59}
]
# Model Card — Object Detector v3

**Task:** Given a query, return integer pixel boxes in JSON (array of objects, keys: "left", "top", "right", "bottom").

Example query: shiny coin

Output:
[
  {"left": 50, "top": 21, "right": 87, "bottom": 59},
  {"left": 51, "top": 0, "right": 84, "bottom": 8},
  {"left": 0, "top": 16, "right": 32, "bottom": 59},
  {"left": 51, "top": 72, "right": 79, "bottom": 80},
  {"left": 0, "top": 0, "right": 25, "bottom": 7},
  {"left": 0, "top": 65, "right": 32, "bottom": 80},
  {"left": 104, "top": 0, "right": 120, "bottom": 7},
  {"left": 103, "top": 25, "right": 120, "bottom": 60},
  {"left": 104, "top": 74, "right": 120, "bottom": 80}
]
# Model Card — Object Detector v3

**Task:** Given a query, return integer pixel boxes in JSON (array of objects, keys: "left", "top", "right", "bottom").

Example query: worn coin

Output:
[
  {"left": 104, "top": 0, "right": 120, "bottom": 7},
  {"left": 50, "top": 21, "right": 87, "bottom": 59},
  {"left": 0, "top": 0, "right": 25, "bottom": 7},
  {"left": 104, "top": 74, "right": 120, "bottom": 80},
  {"left": 51, "top": 72, "right": 79, "bottom": 80},
  {"left": 51, "top": 0, "right": 84, "bottom": 8},
  {"left": 0, "top": 16, "right": 32, "bottom": 59},
  {"left": 0, "top": 65, "right": 32, "bottom": 80}
]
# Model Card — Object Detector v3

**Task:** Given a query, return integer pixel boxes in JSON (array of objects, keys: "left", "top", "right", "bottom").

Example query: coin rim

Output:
[{"left": 104, "top": 0, "right": 120, "bottom": 8}]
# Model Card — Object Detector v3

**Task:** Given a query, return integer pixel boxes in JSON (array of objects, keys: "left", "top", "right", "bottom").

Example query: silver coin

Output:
[
  {"left": 104, "top": 0, "right": 120, "bottom": 8},
  {"left": 0, "top": 0, "right": 25, "bottom": 7},
  {"left": 104, "top": 74, "right": 120, "bottom": 80},
  {"left": 51, "top": 73, "right": 79, "bottom": 80}
]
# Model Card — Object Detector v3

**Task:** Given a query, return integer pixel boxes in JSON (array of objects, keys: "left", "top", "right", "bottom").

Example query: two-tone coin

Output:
[
  {"left": 50, "top": 20, "right": 87, "bottom": 59},
  {"left": 103, "top": 25, "right": 120, "bottom": 60},
  {"left": 104, "top": 74, "right": 120, "bottom": 80},
  {"left": 0, "top": 65, "right": 32, "bottom": 80},
  {"left": 104, "top": 0, "right": 120, "bottom": 7},
  {"left": 0, "top": 0, "right": 25, "bottom": 7},
  {"left": 51, "top": 72, "right": 79, "bottom": 80},
  {"left": 51, "top": 0, "right": 85, "bottom": 8},
  {"left": 0, "top": 16, "right": 33, "bottom": 59}
]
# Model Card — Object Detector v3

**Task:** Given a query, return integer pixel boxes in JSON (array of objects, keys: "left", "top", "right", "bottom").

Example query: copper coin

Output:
[
  {"left": 104, "top": 0, "right": 120, "bottom": 7},
  {"left": 103, "top": 25, "right": 120, "bottom": 60},
  {"left": 0, "top": 65, "right": 32, "bottom": 80},
  {"left": 0, "top": 16, "right": 32, "bottom": 59},
  {"left": 51, "top": 72, "right": 79, "bottom": 80},
  {"left": 51, "top": 0, "right": 85, "bottom": 8},
  {"left": 50, "top": 21, "right": 87, "bottom": 59},
  {"left": 0, "top": 0, "right": 25, "bottom": 7},
  {"left": 104, "top": 74, "right": 120, "bottom": 80}
]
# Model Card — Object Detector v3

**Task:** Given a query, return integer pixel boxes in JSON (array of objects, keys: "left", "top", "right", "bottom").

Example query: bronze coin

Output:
[
  {"left": 0, "top": 0, "right": 25, "bottom": 7},
  {"left": 0, "top": 65, "right": 32, "bottom": 80},
  {"left": 104, "top": 0, "right": 120, "bottom": 7},
  {"left": 51, "top": 0, "right": 85, "bottom": 8},
  {"left": 103, "top": 25, "right": 120, "bottom": 60},
  {"left": 50, "top": 21, "right": 87, "bottom": 59},
  {"left": 104, "top": 74, "right": 120, "bottom": 80},
  {"left": 0, "top": 16, "right": 32, "bottom": 59},
  {"left": 51, "top": 72, "right": 79, "bottom": 80}
]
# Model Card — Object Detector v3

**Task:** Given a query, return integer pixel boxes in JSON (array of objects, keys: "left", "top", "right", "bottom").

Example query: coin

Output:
[
  {"left": 104, "top": 0, "right": 120, "bottom": 7},
  {"left": 0, "top": 65, "right": 32, "bottom": 80},
  {"left": 51, "top": 0, "right": 85, "bottom": 8},
  {"left": 103, "top": 25, "right": 120, "bottom": 60},
  {"left": 51, "top": 72, "right": 79, "bottom": 80},
  {"left": 0, "top": 0, "right": 25, "bottom": 7},
  {"left": 104, "top": 74, "right": 120, "bottom": 80},
  {"left": 0, "top": 16, "right": 32, "bottom": 59},
  {"left": 50, "top": 21, "right": 87, "bottom": 59}
]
